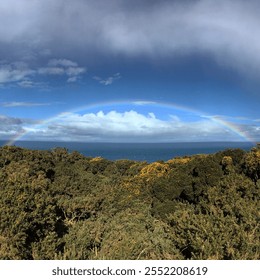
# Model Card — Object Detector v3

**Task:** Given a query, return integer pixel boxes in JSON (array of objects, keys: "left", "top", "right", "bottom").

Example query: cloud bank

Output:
[{"left": 1, "top": 110, "right": 259, "bottom": 143}]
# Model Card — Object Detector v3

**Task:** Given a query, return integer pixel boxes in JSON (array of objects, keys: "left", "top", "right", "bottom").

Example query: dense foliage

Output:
[{"left": 0, "top": 145, "right": 259, "bottom": 260}]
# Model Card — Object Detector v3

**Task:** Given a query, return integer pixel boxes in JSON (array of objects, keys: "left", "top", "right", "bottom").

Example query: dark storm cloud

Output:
[{"left": 1, "top": 0, "right": 260, "bottom": 78}]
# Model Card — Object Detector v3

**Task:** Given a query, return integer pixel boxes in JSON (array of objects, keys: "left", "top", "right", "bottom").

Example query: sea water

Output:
[{"left": 0, "top": 141, "right": 255, "bottom": 162}]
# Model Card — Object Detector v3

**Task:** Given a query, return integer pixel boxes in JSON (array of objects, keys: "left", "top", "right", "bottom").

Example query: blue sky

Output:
[{"left": 1, "top": 0, "right": 260, "bottom": 143}]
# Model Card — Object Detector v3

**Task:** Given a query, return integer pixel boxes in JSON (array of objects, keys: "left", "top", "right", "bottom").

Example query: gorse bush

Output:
[{"left": 0, "top": 145, "right": 259, "bottom": 259}]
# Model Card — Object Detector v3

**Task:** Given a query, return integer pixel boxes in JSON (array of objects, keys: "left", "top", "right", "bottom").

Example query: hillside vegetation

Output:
[{"left": 0, "top": 145, "right": 259, "bottom": 260}]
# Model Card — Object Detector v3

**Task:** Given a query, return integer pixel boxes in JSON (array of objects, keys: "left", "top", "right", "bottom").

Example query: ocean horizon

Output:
[{"left": 0, "top": 140, "right": 255, "bottom": 162}]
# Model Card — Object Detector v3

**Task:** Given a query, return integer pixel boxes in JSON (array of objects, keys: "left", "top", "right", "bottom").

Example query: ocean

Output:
[{"left": 0, "top": 141, "right": 255, "bottom": 162}]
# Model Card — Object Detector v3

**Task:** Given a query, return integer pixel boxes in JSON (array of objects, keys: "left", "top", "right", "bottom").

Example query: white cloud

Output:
[
  {"left": 93, "top": 73, "right": 121, "bottom": 85},
  {"left": 67, "top": 76, "right": 77, "bottom": 83},
  {"left": 1, "top": 109, "right": 260, "bottom": 142},
  {"left": 0, "top": 62, "right": 35, "bottom": 83},
  {"left": 5, "top": 109, "right": 257, "bottom": 143},
  {"left": 0, "top": 58, "right": 86, "bottom": 86},
  {"left": 1, "top": 102, "right": 50, "bottom": 107},
  {"left": 48, "top": 59, "right": 78, "bottom": 67},
  {"left": 38, "top": 67, "right": 65, "bottom": 75},
  {"left": 132, "top": 101, "right": 157, "bottom": 106},
  {"left": 66, "top": 66, "right": 85, "bottom": 77},
  {"left": 38, "top": 59, "right": 86, "bottom": 82},
  {"left": 17, "top": 80, "right": 47, "bottom": 88}
]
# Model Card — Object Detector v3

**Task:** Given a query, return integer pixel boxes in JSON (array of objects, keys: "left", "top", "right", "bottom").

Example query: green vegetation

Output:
[{"left": 0, "top": 145, "right": 259, "bottom": 260}]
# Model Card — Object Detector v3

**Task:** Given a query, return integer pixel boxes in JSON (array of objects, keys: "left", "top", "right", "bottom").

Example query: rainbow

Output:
[
  {"left": 4, "top": 100, "right": 257, "bottom": 145},
  {"left": 209, "top": 116, "right": 256, "bottom": 144}
]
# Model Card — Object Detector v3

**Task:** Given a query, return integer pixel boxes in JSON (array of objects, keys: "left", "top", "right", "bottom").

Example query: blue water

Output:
[{"left": 0, "top": 141, "right": 255, "bottom": 162}]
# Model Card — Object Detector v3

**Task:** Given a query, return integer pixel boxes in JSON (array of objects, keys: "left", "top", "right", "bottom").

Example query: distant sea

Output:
[{"left": 0, "top": 141, "right": 255, "bottom": 162}]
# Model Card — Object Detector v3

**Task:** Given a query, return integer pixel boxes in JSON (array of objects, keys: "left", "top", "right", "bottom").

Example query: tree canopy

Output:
[{"left": 0, "top": 145, "right": 259, "bottom": 259}]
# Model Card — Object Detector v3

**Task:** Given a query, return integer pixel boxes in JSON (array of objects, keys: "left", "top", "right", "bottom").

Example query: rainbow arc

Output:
[{"left": 5, "top": 100, "right": 256, "bottom": 145}]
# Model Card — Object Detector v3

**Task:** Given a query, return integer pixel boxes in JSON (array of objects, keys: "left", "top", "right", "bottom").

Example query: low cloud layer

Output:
[{"left": 1, "top": 110, "right": 259, "bottom": 143}]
